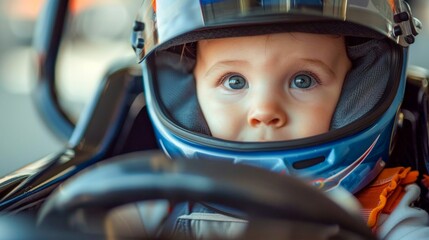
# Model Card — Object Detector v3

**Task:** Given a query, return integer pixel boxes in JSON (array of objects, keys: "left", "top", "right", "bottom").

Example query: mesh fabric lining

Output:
[
  {"left": 156, "top": 52, "right": 211, "bottom": 135},
  {"left": 331, "top": 39, "right": 391, "bottom": 129}
]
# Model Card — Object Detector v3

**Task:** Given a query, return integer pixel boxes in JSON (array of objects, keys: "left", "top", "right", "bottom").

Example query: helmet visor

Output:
[{"left": 135, "top": 0, "right": 402, "bottom": 62}]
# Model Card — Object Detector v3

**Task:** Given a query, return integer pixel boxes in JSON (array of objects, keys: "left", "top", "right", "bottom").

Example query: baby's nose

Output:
[{"left": 248, "top": 102, "right": 287, "bottom": 128}]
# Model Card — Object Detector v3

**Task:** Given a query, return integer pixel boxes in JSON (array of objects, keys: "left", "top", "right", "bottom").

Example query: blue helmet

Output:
[{"left": 131, "top": 0, "right": 421, "bottom": 194}]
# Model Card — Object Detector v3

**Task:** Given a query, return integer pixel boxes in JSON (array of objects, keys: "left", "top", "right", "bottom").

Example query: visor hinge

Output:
[
  {"left": 393, "top": 1, "right": 422, "bottom": 46},
  {"left": 131, "top": 20, "right": 146, "bottom": 62}
]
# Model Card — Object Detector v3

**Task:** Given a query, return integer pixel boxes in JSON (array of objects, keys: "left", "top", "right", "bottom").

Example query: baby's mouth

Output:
[
  {"left": 237, "top": 129, "right": 291, "bottom": 142},
  {"left": 244, "top": 134, "right": 290, "bottom": 142}
]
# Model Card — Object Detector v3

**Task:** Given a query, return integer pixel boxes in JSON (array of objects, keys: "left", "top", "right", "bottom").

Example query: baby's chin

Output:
[
  {"left": 215, "top": 134, "right": 294, "bottom": 142},
  {"left": 213, "top": 132, "right": 325, "bottom": 142},
  {"left": 240, "top": 138, "right": 291, "bottom": 142}
]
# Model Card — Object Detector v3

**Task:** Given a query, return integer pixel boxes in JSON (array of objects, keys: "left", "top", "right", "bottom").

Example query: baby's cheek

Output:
[
  {"left": 204, "top": 106, "right": 244, "bottom": 141},
  {"left": 294, "top": 108, "right": 332, "bottom": 138}
]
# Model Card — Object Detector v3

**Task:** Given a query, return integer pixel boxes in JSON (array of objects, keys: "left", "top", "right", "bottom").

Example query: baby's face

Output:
[{"left": 194, "top": 32, "right": 351, "bottom": 142}]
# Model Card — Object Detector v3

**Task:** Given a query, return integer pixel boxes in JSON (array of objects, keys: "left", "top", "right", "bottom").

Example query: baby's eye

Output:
[
  {"left": 222, "top": 74, "right": 249, "bottom": 90},
  {"left": 290, "top": 74, "right": 318, "bottom": 89}
]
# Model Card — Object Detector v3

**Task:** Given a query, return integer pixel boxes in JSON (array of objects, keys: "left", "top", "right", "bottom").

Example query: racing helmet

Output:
[{"left": 131, "top": 0, "right": 421, "bottom": 194}]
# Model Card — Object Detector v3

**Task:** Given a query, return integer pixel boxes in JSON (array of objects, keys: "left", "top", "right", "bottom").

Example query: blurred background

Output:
[
  {"left": 0, "top": 0, "right": 140, "bottom": 175},
  {"left": 0, "top": 0, "right": 428, "bottom": 176}
]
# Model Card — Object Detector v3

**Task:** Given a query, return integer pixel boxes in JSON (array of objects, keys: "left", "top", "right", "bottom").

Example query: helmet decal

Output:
[{"left": 312, "top": 135, "right": 380, "bottom": 192}]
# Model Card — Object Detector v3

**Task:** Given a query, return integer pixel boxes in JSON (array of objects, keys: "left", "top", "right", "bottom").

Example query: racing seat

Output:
[
  {"left": 390, "top": 66, "right": 429, "bottom": 211},
  {"left": 0, "top": 0, "right": 161, "bottom": 212}
]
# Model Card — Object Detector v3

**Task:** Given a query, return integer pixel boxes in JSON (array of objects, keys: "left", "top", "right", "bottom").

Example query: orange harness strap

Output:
[
  {"left": 421, "top": 174, "right": 429, "bottom": 189},
  {"left": 355, "top": 167, "right": 418, "bottom": 230}
]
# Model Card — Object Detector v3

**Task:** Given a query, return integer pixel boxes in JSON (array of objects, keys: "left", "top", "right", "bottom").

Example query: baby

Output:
[{"left": 194, "top": 32, "right": 351, "bottom": 141}]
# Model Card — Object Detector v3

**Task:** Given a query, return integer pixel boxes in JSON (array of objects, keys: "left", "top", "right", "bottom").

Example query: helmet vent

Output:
[{"left": 292, "top": 157, "right": 325, "bottom": 169}]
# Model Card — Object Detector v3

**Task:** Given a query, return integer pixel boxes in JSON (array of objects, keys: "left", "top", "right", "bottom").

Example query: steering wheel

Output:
[{"left": 36, "top": 150, "right": 376, "bottom": 239}]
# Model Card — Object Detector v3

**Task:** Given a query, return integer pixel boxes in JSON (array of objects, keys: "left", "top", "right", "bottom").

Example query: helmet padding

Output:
[{"left": 331, "top": 39, "right": 392, "bottom": 129}]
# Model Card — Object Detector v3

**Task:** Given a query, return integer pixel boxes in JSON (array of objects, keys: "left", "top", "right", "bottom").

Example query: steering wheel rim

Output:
[{"left": 37, "top": 150, "right": 375, "bottom": 239}]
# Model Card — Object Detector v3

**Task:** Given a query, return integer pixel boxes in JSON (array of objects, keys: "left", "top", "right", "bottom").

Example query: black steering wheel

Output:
[{"left": 36, "top": 151, "right": 376, "bottom": 239}]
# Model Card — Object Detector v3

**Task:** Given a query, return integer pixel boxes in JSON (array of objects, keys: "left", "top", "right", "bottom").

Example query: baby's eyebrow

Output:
[
  {"left": 203, "top": 58, "right": 337, "bottom": 79},
  {"left": 204, "top": 60, "right": 248, "bottom": 78},
  {"left": 300, "top": 58, "right": 336, "bottom": 78}
]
